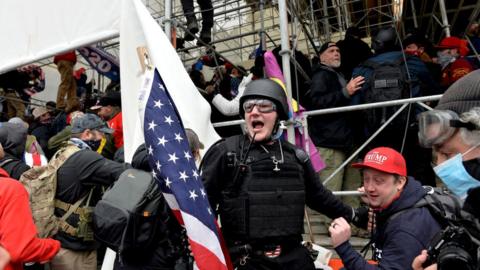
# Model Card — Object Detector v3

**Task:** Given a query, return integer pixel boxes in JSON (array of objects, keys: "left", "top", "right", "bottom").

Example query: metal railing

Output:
[{"left": 212, "top": 94, "right": 443, "bottom": 186}]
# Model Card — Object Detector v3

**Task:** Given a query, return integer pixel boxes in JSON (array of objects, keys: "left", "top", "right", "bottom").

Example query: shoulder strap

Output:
[
  {"left": 59, "top": 188, "right": 93, "bottom": 222},
  {"left": 0, "top": 159, "right": 13, "bottom": 168},
  {"left": 50, "top": 144, "right": 80, "bottom": 169}
]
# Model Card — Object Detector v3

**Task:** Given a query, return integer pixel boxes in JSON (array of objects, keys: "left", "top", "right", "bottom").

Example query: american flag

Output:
[{"left": 142, "top": 68, "right": 231, "bottom": 270}]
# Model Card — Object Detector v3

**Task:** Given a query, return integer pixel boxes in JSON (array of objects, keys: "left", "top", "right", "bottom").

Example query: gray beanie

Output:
[{"left": 436, "top": 69, "right": 480, "bottom": 114}]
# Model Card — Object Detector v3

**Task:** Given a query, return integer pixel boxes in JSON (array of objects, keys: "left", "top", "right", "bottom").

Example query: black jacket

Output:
[
  {"left": 54, "top": 148, "right": 130, "bottom": 251},
  {"left": 0, "top": 123, "right": 30, "bottom": 179},
  {"left": 0, "top": 153, "right": 30, "bottom": 180},
  {"left": 303, "top": 64, "right": 354, "bottom": 151}
]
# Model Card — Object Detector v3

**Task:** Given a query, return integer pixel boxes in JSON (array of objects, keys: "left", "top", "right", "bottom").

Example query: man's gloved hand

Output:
[{"left": 351, "top": 206, "right": 369, "bottom": 229}]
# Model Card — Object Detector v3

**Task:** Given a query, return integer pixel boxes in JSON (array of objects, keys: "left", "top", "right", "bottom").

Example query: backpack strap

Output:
[
  {"left": 57, "top": 188, "right": 94, "bottom": 237},
  {"left": 0, "top": 159, "right": 13, "bottom": 168}
]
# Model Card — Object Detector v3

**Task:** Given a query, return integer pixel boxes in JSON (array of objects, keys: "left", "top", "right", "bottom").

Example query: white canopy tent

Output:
[
  {"left": 0, "top": 0, "right": 220, "bottom": 163},
  {"left": 1, "top": 0, "right": 221, "bottom": 268}
]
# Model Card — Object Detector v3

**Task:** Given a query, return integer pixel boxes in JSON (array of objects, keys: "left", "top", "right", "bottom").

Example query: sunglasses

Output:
[{"left": 242, "top": 99, "right": 276, "bottom": 113}]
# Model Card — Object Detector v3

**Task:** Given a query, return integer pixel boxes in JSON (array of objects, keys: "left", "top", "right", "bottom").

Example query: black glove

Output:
[{"left": 351, "top": 206, "right": 369, "bottom": 229}]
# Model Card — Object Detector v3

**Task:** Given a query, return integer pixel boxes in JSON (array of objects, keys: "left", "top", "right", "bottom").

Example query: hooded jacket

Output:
[
  {"left": 335, "top": 177, "right": 442, "bottom": 270},
  {"left": 0, "top": 168, "right": 60, "bottom": 270},
  {"left": 0, "top": 123, "right": 30, "bottom": 179}
]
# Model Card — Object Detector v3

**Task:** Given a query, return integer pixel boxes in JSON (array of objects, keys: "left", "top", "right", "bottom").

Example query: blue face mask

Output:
[
  {"left": 436, "top": 52, "right": 455, "bottom": 68},
  {"left": 434, "top": 146, "right": 480, "bottom": 199}
]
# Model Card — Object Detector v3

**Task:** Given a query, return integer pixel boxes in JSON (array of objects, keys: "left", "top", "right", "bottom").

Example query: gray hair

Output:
[{"left": 459, "top": 107, "right": 480, "bottom": 146}]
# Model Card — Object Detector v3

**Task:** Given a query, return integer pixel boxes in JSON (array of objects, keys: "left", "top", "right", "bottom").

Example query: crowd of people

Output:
[{"left": 0, "top": 24, "right": 479, "bottom": 270}]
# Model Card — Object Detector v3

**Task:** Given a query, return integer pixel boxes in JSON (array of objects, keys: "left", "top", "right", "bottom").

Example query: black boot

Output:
[
  {"left": 184, "top": 16, "right": 198, "bottom": 41},
  {"left": 197, "top": 28, "right": 211, "bottom": 45}
]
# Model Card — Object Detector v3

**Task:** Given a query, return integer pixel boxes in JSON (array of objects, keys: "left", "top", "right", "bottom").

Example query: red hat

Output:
[
  {"left": 352, "top": 147, "right": 407, "bottom": 176},
  {"left": 435, "top": 37, "right": 470, "bottom": 56}
]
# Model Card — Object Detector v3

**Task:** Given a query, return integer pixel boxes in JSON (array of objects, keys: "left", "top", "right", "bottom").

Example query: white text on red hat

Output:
[{"left": 365, "top": 151, "right": 388, "bottom": 165}]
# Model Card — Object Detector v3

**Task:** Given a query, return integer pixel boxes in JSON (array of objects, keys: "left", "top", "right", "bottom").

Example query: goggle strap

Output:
[{"left": 449, "top": 120, "right": 478, "bottom": 130}]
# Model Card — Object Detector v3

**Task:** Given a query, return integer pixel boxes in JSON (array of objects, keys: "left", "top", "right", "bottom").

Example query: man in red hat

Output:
[
  {"left": 435, "top": 36, "right": 474, "bottom": 88},
  {"left": 329, "top": 147, "right": 441, "bottom": 270},
  {"left": 90, "top": 91, "right": 123, "bottom": 149}
]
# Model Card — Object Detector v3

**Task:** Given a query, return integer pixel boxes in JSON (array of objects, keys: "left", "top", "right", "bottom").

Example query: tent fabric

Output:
[
  {"left": 0, "top": 0, "right": 120, "bottom": 74},
  {"left": 1, "top": 1, "right": 221, "bottom": 268}
]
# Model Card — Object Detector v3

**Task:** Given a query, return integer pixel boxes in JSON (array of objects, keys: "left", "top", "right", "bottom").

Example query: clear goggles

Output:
[
  {"left": 242, "top": 99, "right": 276, "bottom": 113},
  {"left": 418, "top": 110, "right": 476, "bottom": 148}
]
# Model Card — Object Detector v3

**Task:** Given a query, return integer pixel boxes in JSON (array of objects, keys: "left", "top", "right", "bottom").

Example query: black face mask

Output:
[
  {"left": 463, "top": 158, "right": 480, "bottom": 181},
  {"left": 84, "top": 139, "right": 101, "bottom": 151}
]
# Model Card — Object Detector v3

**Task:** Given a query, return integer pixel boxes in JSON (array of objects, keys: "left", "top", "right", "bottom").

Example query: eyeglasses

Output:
[{"left": 242, "top": 99, "right": 276, "bottom": 113}]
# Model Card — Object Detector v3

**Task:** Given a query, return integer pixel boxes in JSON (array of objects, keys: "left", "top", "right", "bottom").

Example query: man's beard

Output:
[{"left": 330, "top": 60, "right": 341, "bottom": 68}]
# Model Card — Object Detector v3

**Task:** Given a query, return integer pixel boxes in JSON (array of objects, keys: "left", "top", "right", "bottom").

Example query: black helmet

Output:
[
  {"left": 371, "top": 27, "right": 399, "bottom": 53},
  {"left": 239, "top": 79, "right": 289, "bottom": 120}
]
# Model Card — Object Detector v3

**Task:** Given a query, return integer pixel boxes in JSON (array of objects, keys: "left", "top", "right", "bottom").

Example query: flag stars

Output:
[
  {"left": 148, "top": 120, "right": 157, "bottom": 131},
  {"left": 147, "top": 145, "right": 154, "bottom": 155},
  {"left": 153, "top": 99, "right": 163, "bottom": 109},
  {"left": 157, "top": 136, "right": 168, "bottom": 147},
  {"left": 168, "top": 152, "right": 178, "bottom": 164},
  {"left": 189, "top": 190, "right": 198, "bottom": 201},
  {"left": 155, "top": 161, "right": 162, "bottom": 171},
  {"left": 164, "top": 177, "right": 172, "bottom": 188},
  {"left": 207, "top": 207, "right": 212, "bottom": 215},
  {"left": 174, "top": 133, "right": 184, "bottom": 143},
  {"left": 151, "top": 170, "right": 157, "bottom": 179},
  {"left": 179, "top": 171, "right": 189, "bottom": 182},
  {"left": 192, "top": 170, "right": 199, "bottom": 180},
  {"left": 158, "top": 83, "right": 165, "bottom": 91},
  {"left": 184, "top": 151, "right": 192, "bottom": 161},
  {"left": 200, "top": 188, "right": 206, "bottom": 198},
  {"left": 164, "top": 116, "right": 174, "bottom": 126}
]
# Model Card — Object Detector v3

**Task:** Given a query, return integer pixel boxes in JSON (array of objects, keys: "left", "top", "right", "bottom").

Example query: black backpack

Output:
[
  {"left": 93, "top": 169, "right": 168, "bottom": 256},
  {"left": 361, "top": 57, "right": 412, "bottom": 134},
  {"left": 389, "top": 186, "right": 469, "bottom": 228}
]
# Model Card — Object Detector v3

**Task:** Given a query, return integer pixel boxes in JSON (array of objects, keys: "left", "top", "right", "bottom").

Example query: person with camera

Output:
[
  {"left": 201, "top": 79, "right": 365, "bottom": 269},
  {"left": 412, "top": 69, "right": 480, "bottom": 270},
  {"left": 329, "top": 147, "right": 442, "bottom": 270}
]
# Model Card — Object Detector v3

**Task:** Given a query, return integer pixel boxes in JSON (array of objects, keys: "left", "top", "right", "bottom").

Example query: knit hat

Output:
[
  {"left": 318, "top": 42, "right": 338, "bottom": 55},
  {"left": 435, "top": 69, "right": 480, "bottom": 114},
  {"left": 352, "top": 147, "right": 407, "bottom": 177}
]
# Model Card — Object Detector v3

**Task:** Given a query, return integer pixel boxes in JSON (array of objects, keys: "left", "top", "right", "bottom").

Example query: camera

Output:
[{"left": 423, "top": 226, "right": 479, "bottom": 270}]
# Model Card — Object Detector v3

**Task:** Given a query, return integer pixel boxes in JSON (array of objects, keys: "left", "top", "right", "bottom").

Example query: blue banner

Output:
[{"left": 78, "top": 46, "right": 120, "bottom": 82}]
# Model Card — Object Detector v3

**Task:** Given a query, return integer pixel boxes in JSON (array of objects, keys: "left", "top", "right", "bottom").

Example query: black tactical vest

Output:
[{"left": 220, "top": 135, "right": 306, "bottom": 241}]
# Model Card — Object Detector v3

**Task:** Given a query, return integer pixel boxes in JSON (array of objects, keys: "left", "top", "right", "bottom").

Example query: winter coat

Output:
[
  {"left": 0, "top": 168, "right": 60, "bottom": 270},
  {"left": 303, "top": 64, "right": 354, "bottom": 151}
]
